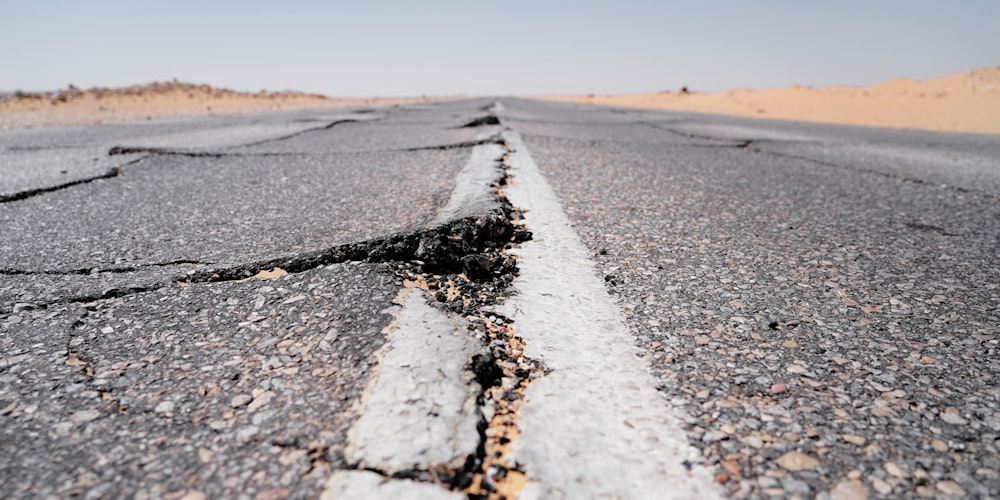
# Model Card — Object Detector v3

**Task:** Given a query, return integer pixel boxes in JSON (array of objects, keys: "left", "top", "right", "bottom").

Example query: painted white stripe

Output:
[
  {"left": 344, "top": 288, "right": 481, "bottom": 472},
  {"left": 321, "top": 471, "right": 466, "bottom": 500},
  {"left": 501, "top": 131, "right": 720, "bottom": 499},
  {"left": 430, "top": 140, "right": 505, "bottom": 226}
]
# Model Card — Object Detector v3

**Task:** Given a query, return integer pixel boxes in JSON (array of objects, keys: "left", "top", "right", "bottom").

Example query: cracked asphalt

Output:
[{"left": 2, "top": 97, "right": 999, "bottom": 498}]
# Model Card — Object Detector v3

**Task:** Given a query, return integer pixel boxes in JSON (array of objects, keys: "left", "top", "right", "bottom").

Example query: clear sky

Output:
[{"left": 3, "top": 0, "right": 998, "bottom": 96}]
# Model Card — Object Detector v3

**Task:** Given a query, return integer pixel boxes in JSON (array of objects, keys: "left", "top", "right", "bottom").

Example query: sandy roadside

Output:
[
  {"left": 0, "top": 81, "right": 442, "bottom": 129},
  {"left": 539, "top": 67, "right": 1000, "bottom": 136}
]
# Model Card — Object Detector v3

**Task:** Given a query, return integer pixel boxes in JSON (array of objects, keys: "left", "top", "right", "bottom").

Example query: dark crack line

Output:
[
  {"left": 4, "top": 207, "right": 518, "bottom": 314},
  {"left": 519, "top": 131, "right": 744, "bottom": 149},
  {"left": 107, "top": 119, "right": 366, "bottom": 157},
  {"left": 640, "top": 121, "right": 1000, "bottom": 200},
  {"left": 402, "top": 135, "right": 507, "bottom": 152},
  {"left": 744, "top": 145, "right": 1000, "bottom": 201},
  {"left": 238, "top": 118, "right": 360, "bottom": 148},
  {"left": 105, "top": 136, "right": 505, "bottom": 158},
  {"left": 0, "top": 166, "right": 128, "bottom": 203},
  {"left": 0, "top": 259, "right": 208, "bottom": 277},
  {"left": 639, "top": 120, "right": 751, "bottom": 146}
]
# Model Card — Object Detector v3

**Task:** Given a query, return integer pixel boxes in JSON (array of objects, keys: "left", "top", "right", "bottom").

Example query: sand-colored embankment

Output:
[
  {"left": 541, "top": 67, "right": 1000, "bottom": 135},
  {"left": 0, "top": 81, "right": 435, "bottom": 128}
]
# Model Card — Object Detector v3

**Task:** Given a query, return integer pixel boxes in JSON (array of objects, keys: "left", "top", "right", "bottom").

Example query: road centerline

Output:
[{"left": 500, "top": 130, "right": 720, "bottom": 499}]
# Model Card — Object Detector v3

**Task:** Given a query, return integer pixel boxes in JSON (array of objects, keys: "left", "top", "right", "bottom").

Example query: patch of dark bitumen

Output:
[
  {"left": 187, "top": 208, "right": 521, "bottom": 285},
  {"left": 461, "top": 115, "right": 502, "bottom": 128},
  {"left": 0, "top": 167, "right": 124, "bottom": 203}
]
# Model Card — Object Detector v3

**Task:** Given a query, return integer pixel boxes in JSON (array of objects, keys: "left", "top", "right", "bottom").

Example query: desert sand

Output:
[
  {"left": 0, "top": 81, "right": 435, "bottom": 128},
  {"left": 541, "top": 67, "right": 1000, "bottom": 136}
]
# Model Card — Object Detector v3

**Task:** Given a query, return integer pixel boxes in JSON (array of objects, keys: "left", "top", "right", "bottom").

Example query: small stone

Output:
[
  {"left": 931, "top": 439, "right": 948, "bottom": 452},
  {"left": 842, "top": 434, "right": 866, "bottom": 446},
  {"left": 975, "top": 468, "right": 998, "bottom": 478},
  {"left": 236, "top": 425, "right": 259, "bottom": 441},
  {"left": 721, "top": 460, "right": 742, "bottom": 476},
  {"left": 919, "top": 356, "right": 937, "bottom": 365},
  {"left": 197, "top": 448, "right": 213, "bottom": 463},
  {"left": 694, "top": 335, "right": 710, "bottom": 345},
  {"left": 915, "top": 486, "right": 935, "bottom": 497},
  {"left": 885, "top": 462, "right": 906, "bottom": 478},
  {"left": 178, "top": 491, "right": 207, "bottom": 500},
  {"left": 702, "top": 431, "right": 725, "bottom": 443},
  {"left": 70, "top": 410, "right": 102, "bottom": 424},
  {"left": 783, "top": 477, "right": 810, "bottom": 495},
  {"left": 936, "top": 481, "right": 965, "bottom": 496},
  {"left": 787, "top": 365, "right": 807, "bottom": 374},
  {"left": 830, "top": 479, "right": 868, "bottom": 500},
  {"left": 782, "top": 340, "right": 799, "bottom": 348},
  {"left": 741, "top": 434, "right": 765, "bottom": 448},
  {"left": 714, "top": 472, "right": 730, "bottom": 484},
  {"left": 770, "top": 383, "right": 788, "bottom": 395},
  {"left": 869, "top": 476, "right": 892, "bottom": 495},
  {"left": 230, "top": 394, "right": 252, "bottom": 408},
  {"left": 154, "top": 401, "right": 174, "bottom": 414},
  {"left": 100, "top": 326, "right": 114, "bottom": 334},
  {"left": 758, "top": 476, "right": 779, "bottom": 488},
  {"left": 775, "top": 451, "right": 819, "bottom": 471},
  {"left": 941, "top": 407, "right": 968, "bottom": 425},
  {"left": 52, "top": 422, "right": 74, "bottom": 435}
]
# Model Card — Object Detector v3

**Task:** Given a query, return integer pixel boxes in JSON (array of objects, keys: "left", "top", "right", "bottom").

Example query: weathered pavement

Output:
[{"left": 2, "top": 98, "right": 999, "bottom": 499}]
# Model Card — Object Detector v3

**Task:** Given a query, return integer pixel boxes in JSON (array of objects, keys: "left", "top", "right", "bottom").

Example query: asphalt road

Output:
[{"left": 2, "top": 98, "right": 998, "bottom": 499}]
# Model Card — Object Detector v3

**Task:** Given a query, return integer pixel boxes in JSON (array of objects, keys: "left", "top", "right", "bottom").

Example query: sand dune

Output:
[
  {"left": 0, "top": 81, "right": 433, "bottom": 128},
  {"left": 541, "top": 67, "right": 1000, "bottom": 135}
]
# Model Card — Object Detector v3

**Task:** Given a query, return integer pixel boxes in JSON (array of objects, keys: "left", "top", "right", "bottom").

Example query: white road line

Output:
[
  {"left": 344, "top": 288, "right": 481, "bottom": 473},
  {"left": 430, "top": 141, "right": 505, "bottom": 226},
  {"left": 321, "top": 470, "right": 466, "bottom": 500},
  {"left": 501, "top": 131, "right": 721, "bottom": 499}
]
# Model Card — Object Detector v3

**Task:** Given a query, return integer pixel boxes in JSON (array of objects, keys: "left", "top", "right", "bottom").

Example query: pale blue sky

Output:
[{"left": 3, "top": 0, "right": 998, "bottom": 96}]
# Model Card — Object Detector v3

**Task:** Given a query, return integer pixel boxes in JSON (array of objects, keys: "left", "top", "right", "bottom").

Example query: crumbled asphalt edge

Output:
[
  {"left": 461, "top": 115, "right": 502, "bottom": 128},
  {"left": 1, "top": 115, "right": 542, "bottom": 495},
  {"left": 369, "top": 139, "right": 542, "bottom": 498},
  {"left": 0, "top": 202, "right": 518, "bottom": 316}
]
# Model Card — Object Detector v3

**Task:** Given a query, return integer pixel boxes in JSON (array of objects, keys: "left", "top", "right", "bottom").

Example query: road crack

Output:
[{"left": 0, "top": 166, "right": 126, "bottom": 203}]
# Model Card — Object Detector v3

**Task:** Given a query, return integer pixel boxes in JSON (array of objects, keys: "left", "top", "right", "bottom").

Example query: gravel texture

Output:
[
  {"left": 508, "top": 98, "right": 1000, "bottom": 498},
  {"left": 0, "top": 262, "right": 399, "bottom": 498},
  {"left": 1, "top": 97, "right": 510, "bottom": 498}
]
